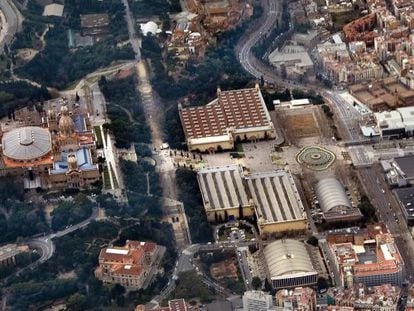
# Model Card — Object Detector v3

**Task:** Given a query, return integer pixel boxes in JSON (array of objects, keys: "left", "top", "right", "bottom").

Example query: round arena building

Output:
[{"left": 2, "top": 126, "right": 52, "bottom": 163}]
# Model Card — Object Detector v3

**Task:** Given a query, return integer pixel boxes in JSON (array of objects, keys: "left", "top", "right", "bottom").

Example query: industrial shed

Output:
[
  {"left": 315, "top": 178, "right": 351, "bottom": 212},
  {"left": 315, "top": 178, "right": 362, "bottom": 223},
  {"left": 263, "top": 239, "right": 318, "bottom": 289}
]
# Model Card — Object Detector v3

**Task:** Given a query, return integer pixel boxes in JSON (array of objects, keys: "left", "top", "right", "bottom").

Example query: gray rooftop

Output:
[
  {"left": 197, "top": 165, "right": 250, "bottom": 210},
  {"left": 245, "top": 171, "right": 306, "bottom": 223},
  {"left": 263, "top": 239, "right": 316, "bottom": 280},
  {"left": 394, "top": 187, "right": 414, "bottom": 219},
  {"left": 395, "top": 156, "right": 414, "bottom": 179},
  {"left": 2, "top": 126, "right": 52, "bottom": 161}
]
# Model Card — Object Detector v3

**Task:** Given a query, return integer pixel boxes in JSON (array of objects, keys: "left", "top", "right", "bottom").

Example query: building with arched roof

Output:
[
  {"left": 263, "top": 239, "right": 318, "bottom": 289},
  {"left": 315, "top": 177, "right": 362, "bottom": 223}
]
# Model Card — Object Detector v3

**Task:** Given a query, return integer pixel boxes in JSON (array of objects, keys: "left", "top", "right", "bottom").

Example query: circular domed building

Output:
[{"left": 1, "top": 126, "right": 52, "bottom": 164}]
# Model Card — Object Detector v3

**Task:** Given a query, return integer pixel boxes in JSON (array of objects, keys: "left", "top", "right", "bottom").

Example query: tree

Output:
[
  {"left": 251, "top": 276, "right": 262, "bottom": 290},
  {"left": 264, "top": 278, "right": 273, "bottom": 292},
  {"left": 317, "top": 277, "right": 329, "bottom": 290},
  {"left": 307, "top": 236, "right": 319, "bottom": 246},
  {"left": 66, "top": 293, "right": 87, "bottom": 311}
]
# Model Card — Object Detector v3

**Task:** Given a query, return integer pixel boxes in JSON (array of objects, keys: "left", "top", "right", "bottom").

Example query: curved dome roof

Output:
[
  {"left": 2, "top": 126, "right": 52, "bottom": 161},
  {"left": 263, "top": 239, "right": 315, "bottom": 279},
  {"left": 315, "top": 177, "right": 351, "bottom": 212},
  {"left": 59, "top": 105, "right": 75, "bottom": 136},
  {"left": 141, "top": 21, "right": 158, "bottom": 36}
]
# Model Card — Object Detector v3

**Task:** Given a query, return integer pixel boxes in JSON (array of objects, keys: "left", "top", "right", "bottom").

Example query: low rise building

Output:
[
  {"left": 263, "top": 240, "right": 318, "bottom": 289},
  {"left": 95, "top": 240, "right": 163, "bottom": 290},
  {"left": 330, "top": 283, "right": 400, "bottom": 310},
  {"left": 42, "top": 3, "right": 64, "bottom": 17},
  {"left": 197, "top": 166, "right": 307, "bottom": 236},
  {"left": 80, "top": 13, "right": 109, "bottom": 40},
  {"left": 275, "top": 287, "right": 316, "bottom": 311},
  {"left": 136, "top": 298, "right": 189, "bottom": 311},
  {"left": 374, "top": 107, "right": 414, "bottom": 138},
  {"left": 197, "top": 165, "right": 254, "bottom": 222},
  {"left": 245, "top": 171, "right": 307, "bottom": 236},
  {"left": 179, "top": 85, "right": 276, "bottom": 152},
  {"left": 243, "top": 290, "right": 274, "bottom": 311},
  {"left": 327, "top": 224, "right": 405, "bottom": 287},
  {"left": 393, "top": 187, "right": 414, "bottom": 223},
  {"left": 350, "top": 78, "right": 414, "bottom": 112},
  {"left": 406, "top": 284, "right": 414, "bottom": 310},
  {"left": 269, "top": 45, "right": 314, "bottom": 77}
]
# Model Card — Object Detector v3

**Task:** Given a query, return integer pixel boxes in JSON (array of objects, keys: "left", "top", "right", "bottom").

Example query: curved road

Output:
[
  {"left": 0, "top": 0, "right": 23, "bottom": 53},
  {"left": 1, "top": 206, "right": 99, "bottom": 284},
  {"left": 236, "top": 0, "right": 319, "bottom": 91}
]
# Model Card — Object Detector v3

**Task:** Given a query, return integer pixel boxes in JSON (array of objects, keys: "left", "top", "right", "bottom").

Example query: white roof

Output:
[
  {"left": 263, "top": 240, "right": 316, "bottom": 279},
  {"left": 315, "top": 178, "right": 351, "bottom": 212},
  {"left": 2, "top": 126, "right": 52, "bottom": 161},
  {"left": 290, "top": 99, "right": 310, "bottom": 106},
  {"left": 189, "top": 133, "right": 232, "bottom": 146},
  {"left": 375, "top": 111, "right": 404, "bottom": 129},
  {"left": 106, "top": 248, "right": 129, "bottom": 255},
  {"left": 332, "top": 34, "right": 343, "bottom": 44},
  {"left": 141, "top": 21, "right": 159, "bottom": 36},
  {"left": 397, "top": 107, "right": 414, "bottom": 123},
  {"left": 380, "top": 244, "right": 394, "bottom": 261},
  {"left": 43, "top": 4, "right": 64, "bottom": 17}
]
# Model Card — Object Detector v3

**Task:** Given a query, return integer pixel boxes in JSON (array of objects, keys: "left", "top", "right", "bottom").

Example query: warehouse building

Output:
[
  {"left": 263, "top": 239, "right": 318, "bottom": 289},
  {"left": 245, "top": 171, "right": 307, "bottom": 236},
  {"left": 197, "top": 167, "right": 307, "bottom": 236},
  {"left": 197, "top": 165, "right": 254, "bottom": 222},
  {"left": 315, "top": 178, "right": 362, "bottom": 223},
  {"left": 179, "top": 85, "right": 276, "bottom": 152}
]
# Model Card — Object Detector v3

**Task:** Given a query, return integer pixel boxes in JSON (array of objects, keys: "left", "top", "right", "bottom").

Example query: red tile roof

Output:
[
  {"left": 98, "top": 240, "right": 157, "bottom": 278},
  {"left": 180, "top": 87, "right": 270, "bottom": 139}
]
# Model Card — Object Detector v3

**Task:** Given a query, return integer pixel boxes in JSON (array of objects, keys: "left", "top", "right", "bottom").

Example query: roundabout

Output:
[{"left": 296, "top": 146, "right": 336, "bottom": 171}]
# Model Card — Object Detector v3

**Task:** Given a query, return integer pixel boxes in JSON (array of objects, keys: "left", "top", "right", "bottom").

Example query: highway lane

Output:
[
  {"left": 237, "top": 0, "right": 280, "bottom": 82},
  {"left": 0, "top": 0, "right": 23, "bottom": 53}
]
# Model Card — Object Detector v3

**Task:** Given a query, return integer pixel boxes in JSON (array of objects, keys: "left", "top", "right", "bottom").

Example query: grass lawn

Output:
[{"left": 103, "top": 166, "right": 111, "bottom": 189}]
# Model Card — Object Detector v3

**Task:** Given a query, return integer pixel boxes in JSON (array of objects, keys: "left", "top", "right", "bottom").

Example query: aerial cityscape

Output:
[{"left": 2, "top": 0, "right": 414, "bottom": 310}]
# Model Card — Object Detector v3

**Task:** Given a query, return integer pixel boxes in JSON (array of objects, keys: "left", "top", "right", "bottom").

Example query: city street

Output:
[{"left": 330, "top": 86, "right": 414, "bottom": 279}]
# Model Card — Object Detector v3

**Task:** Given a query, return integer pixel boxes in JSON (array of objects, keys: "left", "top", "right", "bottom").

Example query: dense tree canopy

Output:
[
  {"left": 51, "top": 194, "right": 94, "bottom": 231},
  {"left": 176, "top": 168, "right": 213, "bottom": 243}
]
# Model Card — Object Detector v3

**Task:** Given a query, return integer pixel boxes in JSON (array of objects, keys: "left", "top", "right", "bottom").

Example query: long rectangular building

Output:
[
  {"left": 197, "top": 165, "right": 254, "bottom": 222},
  {"left": 197, "top": 166, "right": 307, "bottom": 235},
  {"left": 245, "top": 171, "right": 307, "bottom": 236},
  {"left": 179, "top": 85, "right": 276, "bottom": 152}
]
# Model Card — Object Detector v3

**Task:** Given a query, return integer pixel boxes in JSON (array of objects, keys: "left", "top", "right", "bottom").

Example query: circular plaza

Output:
[{"left": 296, "top": 146, "right": 336, "bottom": 171}]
